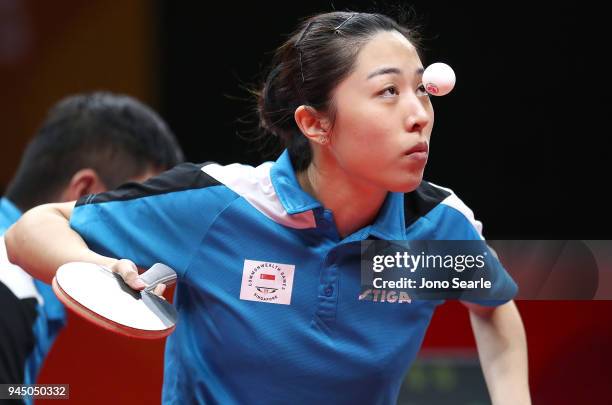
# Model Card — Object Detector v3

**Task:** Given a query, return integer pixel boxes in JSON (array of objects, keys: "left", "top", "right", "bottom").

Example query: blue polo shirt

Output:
[
  {"left": 0, "top": 198, "right": 21, "bottom": 232},
  {"left": 0, "top": 197, "right": 67, "bottom": 404},
  {"left": 70, "top": 150, "right": 516, "bottom": 404}
]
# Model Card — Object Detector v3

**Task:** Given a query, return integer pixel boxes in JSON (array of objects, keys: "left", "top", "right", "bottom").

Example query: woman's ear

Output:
[{"left": 294, "top": 105, "right": 331, "bottom": 146}]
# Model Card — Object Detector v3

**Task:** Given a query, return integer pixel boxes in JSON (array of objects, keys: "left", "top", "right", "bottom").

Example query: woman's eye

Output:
[
  {"left": 380, "top": 86, "right": 399, "bottom": 97},
  {"left": 417, "top": 84, "right": 430, "bottom": 97}
]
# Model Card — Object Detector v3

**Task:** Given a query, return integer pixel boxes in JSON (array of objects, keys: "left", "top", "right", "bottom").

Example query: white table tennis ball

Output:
[{"left": 422, "top": 62, "right": 456, "bottom": 96}]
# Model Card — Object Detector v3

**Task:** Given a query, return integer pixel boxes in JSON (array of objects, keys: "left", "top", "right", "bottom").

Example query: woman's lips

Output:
[
  {"left": 404, "top": 151, "right": 428, "bottom": 160},
  {"left": 404, "top": 143, "right": 429, "bottom": 160}
]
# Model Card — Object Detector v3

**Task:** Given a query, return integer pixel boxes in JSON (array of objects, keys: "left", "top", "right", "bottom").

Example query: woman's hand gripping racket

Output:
[{"left": 52, "top": 261, "right": 178, "bottom": 339}]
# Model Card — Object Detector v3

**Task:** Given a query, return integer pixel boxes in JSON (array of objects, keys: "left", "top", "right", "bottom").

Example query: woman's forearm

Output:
[
  {"left": 468, "top": 300, "right": 531, "bottom": 405},
  {"left": 5, "top": 201, "right": 117, "bottom": 284}
]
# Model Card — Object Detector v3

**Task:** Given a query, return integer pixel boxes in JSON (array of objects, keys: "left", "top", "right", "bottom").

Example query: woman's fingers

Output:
[
  {"left": 108, "top": 259, "right": 167, "bottom": 299},
  {"left": 153, "top": 283, "right": 167, "bottom": 299},
  {"left": 110, "top": 259, "right": 146, "bottom": 290}
]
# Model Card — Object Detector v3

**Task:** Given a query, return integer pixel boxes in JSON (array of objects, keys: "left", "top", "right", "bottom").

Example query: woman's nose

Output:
[{"left": 404, "top": 96, "right": 432, "bottom": 133}]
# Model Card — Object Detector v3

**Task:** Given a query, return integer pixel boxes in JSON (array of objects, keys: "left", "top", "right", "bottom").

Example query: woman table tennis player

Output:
[{"left": 6, "top": 10, "right": 530, "bottom": 405}]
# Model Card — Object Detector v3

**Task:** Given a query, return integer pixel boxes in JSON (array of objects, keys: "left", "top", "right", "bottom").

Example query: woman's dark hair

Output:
[{"left": 257, "top": 11, "right": 422, "bottom": 171}]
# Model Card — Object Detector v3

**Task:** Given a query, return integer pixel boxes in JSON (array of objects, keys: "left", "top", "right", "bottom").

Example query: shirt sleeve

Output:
[
  {"left": 69, "top": 162, "right": 234, "bottom": 279},
  {"left": 460, "top": 231, "right": 518, "bottom": 307},
  {"left": 433, "top": 186, "right": 518, "bottom": 306}
]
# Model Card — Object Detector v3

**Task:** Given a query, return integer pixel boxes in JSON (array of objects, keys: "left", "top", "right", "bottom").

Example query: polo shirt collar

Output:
[
  {"left": 367, "top": 191, "right": 407, "bottom": 240},
  {"left": 269, "top": 150, "right": 406, "bottom": 240},
  {"left": 270, "top": 150, "right": 322, "bottom": 215}
]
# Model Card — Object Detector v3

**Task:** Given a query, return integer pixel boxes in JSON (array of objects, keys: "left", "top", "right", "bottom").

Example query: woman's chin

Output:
[{"left": 388, "top": 175, "right": 424, "bottom": 193}]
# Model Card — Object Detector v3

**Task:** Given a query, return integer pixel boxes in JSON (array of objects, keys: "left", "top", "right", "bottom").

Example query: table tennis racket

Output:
[{"left": 52, "top": 262, "right": 178, "bottom": 339}]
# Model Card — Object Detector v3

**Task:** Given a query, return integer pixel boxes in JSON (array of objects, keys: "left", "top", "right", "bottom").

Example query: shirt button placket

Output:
[{"left": 314, "top": 249, "right": 339, "bottom": 333}]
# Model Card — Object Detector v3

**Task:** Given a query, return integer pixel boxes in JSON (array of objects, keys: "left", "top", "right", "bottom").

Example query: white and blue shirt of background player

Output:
[
  {"left": 0, "top": 198, "right": 66, "bottom": 405},
  {"left": 69, "top": 149, "right": 517, "bottom": 405}
]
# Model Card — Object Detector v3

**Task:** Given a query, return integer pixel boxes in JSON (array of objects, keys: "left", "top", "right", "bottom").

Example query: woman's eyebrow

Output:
[{"left": 367, "top": 67, "right": 424, "bottom": 80}]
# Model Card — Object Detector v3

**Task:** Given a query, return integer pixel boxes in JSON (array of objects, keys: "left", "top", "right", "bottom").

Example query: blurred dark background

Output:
[
  {"left": 1, "top": 1, "right": 610, "bottom": 404},
  {"left": 158, "top": 0, "right": 611, "bottom": 240}
]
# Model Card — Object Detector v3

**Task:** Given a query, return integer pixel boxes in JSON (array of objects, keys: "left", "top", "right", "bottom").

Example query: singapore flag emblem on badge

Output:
[{"left": 240, "top": 259, "right": 295, "bottom": 305}]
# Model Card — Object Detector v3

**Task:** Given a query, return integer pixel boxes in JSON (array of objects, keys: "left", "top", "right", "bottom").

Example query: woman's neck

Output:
[{"left": 297, "top": 161, "right": 387, "bottom": 238}]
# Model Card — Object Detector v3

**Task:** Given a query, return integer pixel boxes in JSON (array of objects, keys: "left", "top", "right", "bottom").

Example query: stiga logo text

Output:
[{"left": 358, "top": 289, "right": 412, "bottom": 303}]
